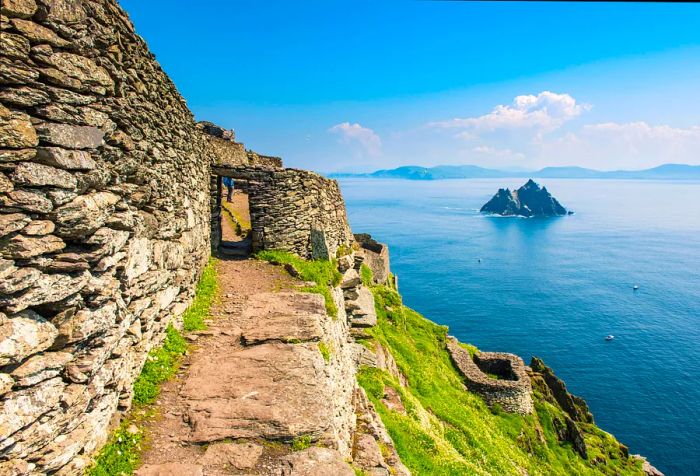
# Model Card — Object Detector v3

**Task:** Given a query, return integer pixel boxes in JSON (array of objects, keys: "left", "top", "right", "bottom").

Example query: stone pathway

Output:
[{"left": 135, "top": 214, "right": 356, "bottom": 475}]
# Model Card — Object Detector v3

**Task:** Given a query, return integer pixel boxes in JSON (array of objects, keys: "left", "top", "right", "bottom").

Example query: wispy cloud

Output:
[
  {"left": 329, "top": 122, "right": 382, "bottom": 156},
  {"left": 472, "top": 145, "right": 525, "bottom": 161},
  {"left": 429, "top": 91, "right": 590, "bottom": 139}
]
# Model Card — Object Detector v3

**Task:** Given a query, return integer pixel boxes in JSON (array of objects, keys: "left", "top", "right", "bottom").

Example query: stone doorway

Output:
[{"left": 211, "top": 174, "right": 252, "bottom": 257}]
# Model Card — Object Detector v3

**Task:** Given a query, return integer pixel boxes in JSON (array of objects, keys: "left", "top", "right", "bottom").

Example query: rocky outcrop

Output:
[
  {"left": 354, "top": 233, "right": 392, "bottom": 285},
  {"left": 529, "top": 357, "right": 594, "bottom": 459},
  {"left": 0, "top": 0, "right": 211, "bottom": 471},
  {"left": 481, "top": 179, "right": 569, "bottom": 217},
  {"left": 447, "top": 337, "right": 533, "bottom": 415},
  {"left": 338, "top": 253, "right": 377, "bottom": 329}
]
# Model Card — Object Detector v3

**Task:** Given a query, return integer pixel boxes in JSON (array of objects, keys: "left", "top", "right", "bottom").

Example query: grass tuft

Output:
[
  {"left": 291, "top": 435, "right": 313, "bottom": 451},
  {"left": 318, "top": 341, "right": 332, "bottom": 363},
  {"left": 255, "top": 250, "right": 341, "bottom": 318},
  {"left": 360, "top": 263, "right": 373, "bottom": 287},
  {"left": 182, "top": 259, "right": 218, "bottom": 331}
]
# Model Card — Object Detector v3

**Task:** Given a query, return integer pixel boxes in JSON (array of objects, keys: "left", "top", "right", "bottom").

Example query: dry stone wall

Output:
[
  {"left": 0, "top": 0, "right": 212, "bottom": 473},
  {"left": 212, "top": 165, "right": 353, "bottom": 259},
  {"left": 447, "top": 337, "right": 534, "bottom": 415}
]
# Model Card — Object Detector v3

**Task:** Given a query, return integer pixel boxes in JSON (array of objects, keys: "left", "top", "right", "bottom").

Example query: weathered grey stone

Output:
[
  {"left": 0, "top": 0, "right": 38, "bottom": 19},
  {"left": 35, "top": 123, "right": 104, "bottom": 149},
  {"left": 0, "top": 259, "right": 16, "bottom": 280},
  {"left": 0, "top": 310, "right": 58, "bottom": 366},
  {"left": 53, "top": 302, "right": 117, "bottom": 346},
  {"left": 0, "top": 458, "right": 33, "bottom": 475},
  {"left": 277, "top": 447, "right": 355, "bottom": 476},
  {"left": 11, "top": 351, "right": 73, "bottom": 387},
  {"left": 11, "top": 162, "right": 77, "bottom": 189},
  {"left": 0, "top": 32, "right": 30, "bottom": 60},
  {"left": 0, "top": 233, "right": 65, "bottom": 259},
  {"left": 10, "top": 18, "right": 69, "bottom": 47},
  {"left": 0, "top": 213, "right": 30, "bottom": 238},
  {"left": 0, "top": 376, "right": 65, "bottom": 442},
  {"left": 35, "top": 0, "right": 86, "bottom": 24},
  {"left": 0, "top": 267, "right": 42, "bottom": 294},
  {"left": 0, "top": 86, "right": 51, "bottom": 108},
  {"left": 52, "top": 191, "right": 119, "bottom": 238},
  {"left": 0, "top": 105, "right": 38, "bottom": 149},
  {"left": 21, "top": 219, "right": 55, "bottom": 236},
  {"left": 0, "top": 189, "right": 53, "bottom": 213},
  {"left": 0, "top": 373, "right": 13, "bottom": 396},
  {"left": 345, "top": 287, "right": 377, "bottom": 328},
  {"left": 201, "top": 442, "right": 264, "bottom": 470},
  {"left": 0, "top": 148, "right": 36, "bottom": 163},
  {"left": 43, "top": 52, "right": 113, "bottom": 90},
  {"left": 0, "top": 173, "right": 13, "bottom": 194},
  {"left": 340, "top": 268, "right": 361, "bottom": 289},
  {"left": 35, "top": 147, "right": 97, "bottom": 170},
  {"left": 0, "top": 271, "right": 89, "bottom": 313}
]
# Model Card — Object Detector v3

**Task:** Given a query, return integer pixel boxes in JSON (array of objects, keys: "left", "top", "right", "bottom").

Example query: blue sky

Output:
[{"left": 121, "top": 1, "right": 700, "bottom": 173}]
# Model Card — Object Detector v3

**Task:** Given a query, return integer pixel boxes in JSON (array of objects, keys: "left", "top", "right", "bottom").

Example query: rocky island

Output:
[{"left": 481, "top": 179, "right": 571, "bottom": 217}]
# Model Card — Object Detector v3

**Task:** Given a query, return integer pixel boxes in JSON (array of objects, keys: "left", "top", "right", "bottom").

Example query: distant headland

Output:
[
  {"left": 330, "top": 163, "right": 700, "bottom": 181},
  {"left": 481, "top": 179, "right": 570, "bottom": 217}
]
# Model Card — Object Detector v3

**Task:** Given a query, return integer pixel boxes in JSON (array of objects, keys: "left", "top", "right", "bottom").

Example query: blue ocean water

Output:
[{"left": 339, "top": 178, "right": 700, "bottom": 476}]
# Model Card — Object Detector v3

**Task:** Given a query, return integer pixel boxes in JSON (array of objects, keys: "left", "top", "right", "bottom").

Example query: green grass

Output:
[
  {"left": 318, "top": 341, "right": 332, "bottom": 363},
  {"left": 182, "top": 259, "right": 218, "bottom": 331},
  {"left": 357, "top": 283, "right": 644, "bottom": 476},
  {"left": 88, "top": 418, "right": 145, "bottom": 476},
  {"left": 360, "top": 263, "right": 373, "bottom": 287},
  {"left": 292, "top": 435, "right": 313, "bottom": 451},
  {"left": 132, "top": 325, "right": 187, "bottom": 405},
  {"left": 255, "top": 250, "right": 342, "bottom": 318},
  {"left": 88, "top": 258, "right": 218, "bottom": 475}
]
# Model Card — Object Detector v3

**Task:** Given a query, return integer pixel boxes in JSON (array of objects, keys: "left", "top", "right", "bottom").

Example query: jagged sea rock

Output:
[{"left": 481, "top": 179, "right": 569, "bottom": 217}]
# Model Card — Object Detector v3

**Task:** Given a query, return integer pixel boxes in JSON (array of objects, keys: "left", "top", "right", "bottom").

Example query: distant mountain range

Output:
[{"left": 329, "top": 163, "right": 700, "bottom": 181}]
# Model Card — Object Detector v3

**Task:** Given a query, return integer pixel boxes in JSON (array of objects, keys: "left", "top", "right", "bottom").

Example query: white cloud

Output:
[
  {"left": 430, "top": 91, "right": 590, "bottom": 137},
  {"left": 472, "top": 145, "right": 525, "bottom": 161},
  {"left": 536, "top": 121, "right": 700, "bottom": 169},
  {"left": 329, "top": 122, "right": 382, "bottom": 156}
]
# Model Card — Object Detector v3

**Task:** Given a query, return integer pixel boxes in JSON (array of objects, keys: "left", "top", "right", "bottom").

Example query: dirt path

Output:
[{"left": 135, "top": 215, "right": 356, "bottom": 475}]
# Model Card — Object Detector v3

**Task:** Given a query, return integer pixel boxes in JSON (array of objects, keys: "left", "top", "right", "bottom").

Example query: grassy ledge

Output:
[
  {"left": 358, "top": 283, "right": 644, "bottom": 476},
  {"left": 255, "top": 250, "right": 342, "bottom": 318},
  {"left": 88, "top": 258, "right": 218, "bottom": 475}
]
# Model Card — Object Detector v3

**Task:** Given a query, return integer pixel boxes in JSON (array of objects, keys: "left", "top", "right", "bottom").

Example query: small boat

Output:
[
  {"left": 605, "top": 335, "right": 615, "bottom": 341},
  {"left": 633, "top": 285, "right": 639, "bottom": 290}
]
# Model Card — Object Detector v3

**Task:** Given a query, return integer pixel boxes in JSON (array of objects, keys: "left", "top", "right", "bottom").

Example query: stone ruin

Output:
[
  {"left": 0, "top": 0, "right": 357, "bottom": 472},
  {"left": 446, "top": 337, "right": 534, "bottom": 415}
]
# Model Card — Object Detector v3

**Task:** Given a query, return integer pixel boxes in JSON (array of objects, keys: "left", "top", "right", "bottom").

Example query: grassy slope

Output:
[
  {"left": 88, "top": 259, "right": 218, "bottom": 475},
  {"left": 359, "top": 284, "right": 643, "bottom": 476}
]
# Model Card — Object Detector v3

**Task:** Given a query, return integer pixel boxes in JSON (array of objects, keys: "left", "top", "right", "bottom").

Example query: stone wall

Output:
[
  {"left": 446, "top": 337, "right": 533, "bottom": 415},
  {"left": 212, "top": 165, "right": 353, "bottom": 259},
  {"left": 0, "top": 1, "right": 212, "bottom": 473}
]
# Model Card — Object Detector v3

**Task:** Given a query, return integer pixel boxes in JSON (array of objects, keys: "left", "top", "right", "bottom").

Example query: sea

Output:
[{"left": 338, "top": 177, "right": 700, "bottom": 476}]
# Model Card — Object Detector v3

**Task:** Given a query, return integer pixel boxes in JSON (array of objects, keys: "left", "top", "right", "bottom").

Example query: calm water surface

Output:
[{"left": 339, "top": 178, "right": 700, "bottom": 476}]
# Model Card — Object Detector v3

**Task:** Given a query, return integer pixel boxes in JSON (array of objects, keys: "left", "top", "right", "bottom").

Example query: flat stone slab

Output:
[
  {"left": 182, "top": 342, "right": 333, "bottom": 442},
  {"left": 239, "top": 292, "right": 326, "bottom": 344},
  {"left": 277, "top": 447, "right": 355, "bottom": 476},
  {"left": 136, "top": 463, "right": 203, "bottom": 476}
]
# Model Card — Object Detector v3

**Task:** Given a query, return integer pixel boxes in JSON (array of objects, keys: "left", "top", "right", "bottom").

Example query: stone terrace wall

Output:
[
  {"left": 447, "top": 337, "right": 533, "bottom": 415},
  {"left": 0, "top": 1, "right": 212, "bottom": 473},
  {"left": 212, "top": 165, "right": 353, "bottom": 259}
]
